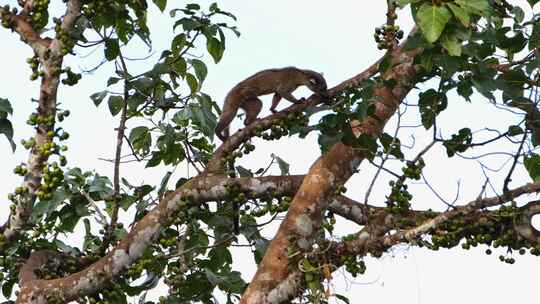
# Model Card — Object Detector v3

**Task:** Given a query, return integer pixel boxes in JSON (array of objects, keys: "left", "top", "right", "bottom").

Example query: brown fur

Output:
[{"left": 215, "top": 67, "right": 327, "bottom": 141}]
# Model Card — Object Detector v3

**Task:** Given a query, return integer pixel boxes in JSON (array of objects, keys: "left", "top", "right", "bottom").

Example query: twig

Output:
[
  {"left": 503, "top": 131, "right": 528, "bottom": 194},
  {"left": 364, "top": 106, "right": 403, "bottom": 204},
  {"left": 81, "top": 191, "right": 108, "bottom": 225},
  {"left": 99, "top": 51, "right": 130, "bottom": 255}
]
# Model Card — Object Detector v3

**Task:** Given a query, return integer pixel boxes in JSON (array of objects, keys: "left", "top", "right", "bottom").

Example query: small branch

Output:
[
  {"left": 364, "top": 106, "right": 403, "bottom": 204},
  {"left": 100, "top": 51, "right": 130, "bottom": 255},
  {"left": 263, "top": 182, "right": 540, "bottom": 303},
  {"left": 381, "top": 183, "right": 540, "bottom": 247},
  {"left": 81, "top": 191, "right": 108, "bottom": 226},
  {"left": 503, "top": 131, "right": 527, "bottom": 194}
]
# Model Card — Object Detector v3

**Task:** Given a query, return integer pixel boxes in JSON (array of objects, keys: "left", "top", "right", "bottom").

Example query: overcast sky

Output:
[{"left": 1, "top": 1, "right": 540, "bottom": 303}]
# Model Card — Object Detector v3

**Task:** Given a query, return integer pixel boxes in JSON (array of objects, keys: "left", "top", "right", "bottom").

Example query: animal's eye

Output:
[{"left": 310, "top": 78, "right": 317, "bottom": 84}]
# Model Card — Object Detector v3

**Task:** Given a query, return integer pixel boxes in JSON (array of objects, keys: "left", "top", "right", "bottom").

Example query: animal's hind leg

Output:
[{"left": 241, "top": 98, "right": 263, "bottom": 126}]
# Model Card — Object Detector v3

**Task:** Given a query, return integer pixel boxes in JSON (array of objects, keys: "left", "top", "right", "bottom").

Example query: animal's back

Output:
[{"left": 226, "top": 67, "right": 301, "bottom": 99}]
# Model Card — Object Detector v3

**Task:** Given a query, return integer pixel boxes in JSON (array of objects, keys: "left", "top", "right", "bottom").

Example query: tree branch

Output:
[
  {"left": 240, "top": 28, "right": 421, "bottom": 304},
  {"left": 1, "top": 0, "right": 82, "bottom": 251},
  {"left": 99, "top": 51, "right": 131, "bottom": 255},
  {"left": 261, "top": 182, "right": 540, "bottom": 303},
  {"left": 15, "top": 175, "right": 302, "bottom": 302}
]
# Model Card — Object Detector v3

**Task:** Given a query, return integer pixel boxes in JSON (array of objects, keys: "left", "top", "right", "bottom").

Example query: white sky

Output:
[{"left": 1, "top": 1, "right": 540, "bottom": 303}]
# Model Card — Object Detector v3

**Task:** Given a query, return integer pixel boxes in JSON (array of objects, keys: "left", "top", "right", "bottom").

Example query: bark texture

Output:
[{"left": 240, "top": 33, "right": 422, "bottom": 304}]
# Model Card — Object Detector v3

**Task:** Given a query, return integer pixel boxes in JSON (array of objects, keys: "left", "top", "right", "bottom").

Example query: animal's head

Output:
[{"left": 305, "top": 70, "right": 327, "bottom": 94}]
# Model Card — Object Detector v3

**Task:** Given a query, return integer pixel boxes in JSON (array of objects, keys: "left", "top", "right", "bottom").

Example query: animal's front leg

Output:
[
  {"left": 278, "top": 90, "right": 303, "bottom": 104},
  {"left": 270, "top": 93, "right": 282, "bottom": 113}
]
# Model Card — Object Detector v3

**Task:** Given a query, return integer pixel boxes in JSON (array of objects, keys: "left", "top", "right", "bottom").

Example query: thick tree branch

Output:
[
  {"left": 14, "top": 167, "right": 389, "bottom": 303},
  {"left": 263, "top": 183, "right": 540, "bottom": 303},
  {"left": 240, "top": 29, "right": 421, "bottom": 304},
  {"left": 1, "top": 0, "right": 82, "bottom": 250},
  {"left": 15, "top": 175, "right": 302, "bottom": 302}
]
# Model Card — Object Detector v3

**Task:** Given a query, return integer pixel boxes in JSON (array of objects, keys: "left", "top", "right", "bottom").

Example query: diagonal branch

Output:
[
  {"left": 240, "top": 28, "right": 421, "bottom": 304},
  {"left": 99, "top": 51, "right": 131, "bottom": 255},
  {"left": 13, "top": 175, "right": 306, "bottom": 302}
]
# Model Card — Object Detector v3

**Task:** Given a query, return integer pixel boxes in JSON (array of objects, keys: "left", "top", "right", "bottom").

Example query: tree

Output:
[{"left": 1, "top": 0, "right": 540, "bottom": 303}]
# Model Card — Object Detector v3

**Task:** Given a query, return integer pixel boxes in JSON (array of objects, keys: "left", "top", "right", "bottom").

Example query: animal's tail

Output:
[{"left": 215, "top": 114, "right": 231, "bottom": 142}]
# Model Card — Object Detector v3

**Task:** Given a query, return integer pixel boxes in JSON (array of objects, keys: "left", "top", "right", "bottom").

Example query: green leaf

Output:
[
  {"left": 457, "top": 79, "right": 473, "bottom": 101},
  {"left": 207, "top": 37, "right": 224, "bottom": 63},
  {"left": 0, "top": 98, "right": 13, "bottom": 115},
  {"left": 129, "top": 126, "right": 152, "bottom": 154},
  {"left": 108, "top": 96, "right": 124, "bottom": 116},
  {"left": 186, "top": 3, "right": 200, "bottom": 10},
  {"left": 379, "top": 133, "right": 404, "bottom": 159},
  {"left": 90, "top": 91, "right": 108, "bottom": 106},
  {"left": 150, "top": 63, "right": 170, "bottom": 75},
  {"left": 417, "top": 3, "right": 452, "bottom": 43},
  {"left": 507, "top": 125, "right": 524, "bottom": 136},
  {"left": 496, "top": 28, "right": 527, "bottom": 54},
  {"left": 190, "top": 59, "right": 208, "bottom": 84},
  {"left": 104, "top": 39, "right": 120, "bottom": 61},
  {"left": 443, "top": 128, "right": 472, "bottom": 157},
  {"left": 157, "top": 171, "right": 172, "bottom": 198},
  {"left": 88, "top": 175, "right": 113, "bottom": 196},
  {"left": 171, "top": 57, "right": 187, "bottom": 77},
  {"left": 418, "top": 89, "right": 448, "bottom": 129},
  {"left": 446, "top": 3, "right": 470, "bottom": 27},
  {"left": 208, "top": 246, "right": 233, "bottom": 270},
  {"left": 107, "top": 77, "right": 121, "bottom": 86},
  {"left": 173, "top": 17, "right": 200, "bottom": 31},
  {"left": 171, "top": 33, "right": 186, "bottom": 53},
  {"left": 219, "top": 271, "right": 245, "bottom": 294},
  {"left": 58, "top": 207, "right": 83, "bottom": 233},
  {"left": 2, "top": 277, "right": 14, "bottom": 298},
  {"left": 152, "top": 0, "right": 166, "bottom": 11},
  {"left": 441, "top": 31, "right": 462, "bottom": 56},
  {"left": 146, "top": 151, "right": 162, "bottom": 167},
  {"left": 186, "top": 73, "right": 199, "bottom": 94},
  {"left": 0, "top": 119, "right": 15, "bottom": 152},
  {"left": 524, "top": 153, "right": 540, "bottom": 183},
  {"left": 455, "top": 0, "right": 489, "bottom": 15},
  {"left": 335, "top": 294, "right": 351, "bottom": 304},
  {"left": 511, "top": 6, "right": 525, "bottom": 23},
  {"left": 31, "top": 189, "right": 68, "bottom": 221},
  {"left": 396, "top": 0, "right": 422, "bottom": 8},
  {"left": 529, "top": 22, "right": 540, "bottom": 50},
  {"left": 176, "top": 102, "right": 217, "bottom": 137},
  {"left": 497, "top": 69, "right": 528, "bottom": 99}
]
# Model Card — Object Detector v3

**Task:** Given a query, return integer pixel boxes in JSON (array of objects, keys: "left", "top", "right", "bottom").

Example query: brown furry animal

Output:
[{"left": 215, "top": 67, "right": 327, "bottom": 141}]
